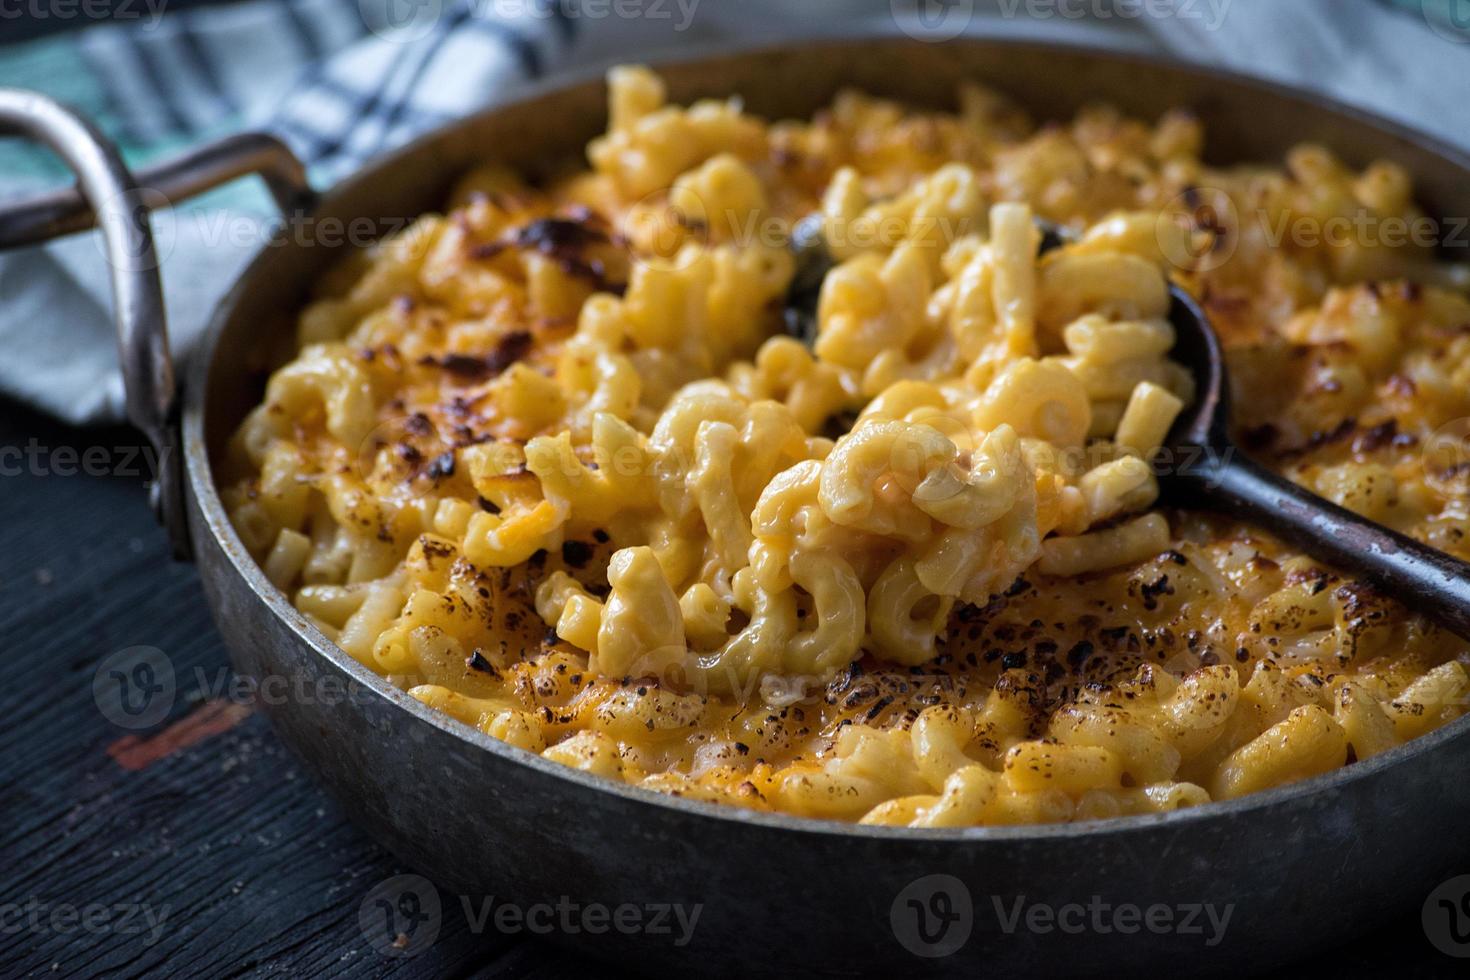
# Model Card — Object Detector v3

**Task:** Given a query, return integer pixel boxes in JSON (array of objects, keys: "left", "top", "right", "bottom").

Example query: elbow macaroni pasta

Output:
[{"left": 226, "top": 66, "right": 1470, "bottom": 827}]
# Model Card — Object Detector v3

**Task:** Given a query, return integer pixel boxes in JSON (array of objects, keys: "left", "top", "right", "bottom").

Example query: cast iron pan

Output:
[{"left": 2, "top": 35, "right": 1468, "bottom": 977}]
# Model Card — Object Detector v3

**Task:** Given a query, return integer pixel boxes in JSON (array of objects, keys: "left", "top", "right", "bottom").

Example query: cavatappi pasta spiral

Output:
[{"left": 226, "top": 66, "right": 1470, "bottom": 826}]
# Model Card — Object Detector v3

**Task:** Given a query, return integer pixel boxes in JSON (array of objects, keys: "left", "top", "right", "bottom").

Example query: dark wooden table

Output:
[{"left": 0, "top": 400, "right": 1461, "bottom": 978}]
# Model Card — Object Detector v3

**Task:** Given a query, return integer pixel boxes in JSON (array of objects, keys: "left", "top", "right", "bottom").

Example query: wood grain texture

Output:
[{"left": 0, "top": 400, "right": 1458, "bottom": 978}]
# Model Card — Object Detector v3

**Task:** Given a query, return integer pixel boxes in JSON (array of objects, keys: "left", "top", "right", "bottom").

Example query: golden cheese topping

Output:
[{"left": 225, "top": 66, "right": 1470, "bottom": 826}]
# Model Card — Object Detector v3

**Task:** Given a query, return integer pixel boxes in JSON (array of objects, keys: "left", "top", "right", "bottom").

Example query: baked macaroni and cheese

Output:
[{"left": 225, "top": 66, "right": 1470, "bottom": 826}]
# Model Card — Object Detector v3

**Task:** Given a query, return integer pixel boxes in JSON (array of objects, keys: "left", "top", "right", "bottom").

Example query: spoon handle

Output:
[{"left": 1175, "top": 447, "right": 1470, "bottom": 639}]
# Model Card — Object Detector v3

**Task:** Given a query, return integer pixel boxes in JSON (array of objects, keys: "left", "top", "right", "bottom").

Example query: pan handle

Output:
[{"left": 0, "top": 90, "right": 317, "bottom": 560}]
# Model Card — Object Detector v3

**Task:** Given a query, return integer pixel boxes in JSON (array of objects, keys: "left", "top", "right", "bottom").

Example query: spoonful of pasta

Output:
[{"left": 784, "top": 213, "right": 1470, "bottom": 639}]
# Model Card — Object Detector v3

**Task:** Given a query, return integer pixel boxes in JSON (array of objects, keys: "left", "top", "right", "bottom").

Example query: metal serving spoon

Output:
[{"left": 785, "top": 217, "right": 1470, "bottom": 638}]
